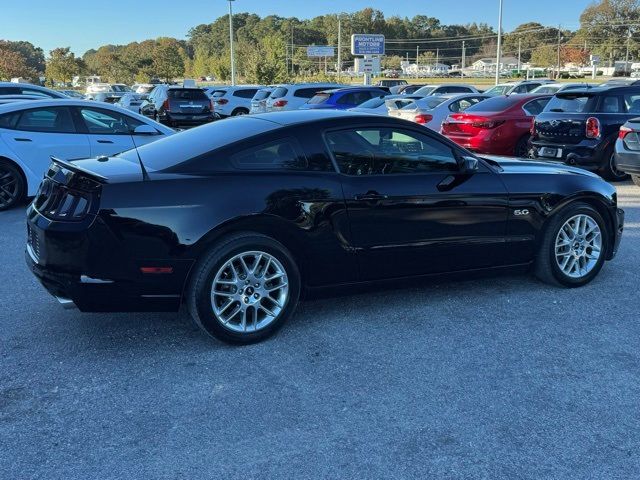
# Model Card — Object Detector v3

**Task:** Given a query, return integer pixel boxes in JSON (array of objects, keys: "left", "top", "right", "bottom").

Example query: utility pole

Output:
[
  {"left": 337, "top": 16, "right": 342, "bottom": 81},
  {"left": 626, "top": 28, "right": 631, "bottom": 75},
  {"left": 461, "top": 40, "right": 466, "bottom": 78},
  {"left": 290, "top": 26, "right": 294, "bottom": 76},
  {"left": 228, "top": 0, "right": 236, "bottom": 86},
  {"left": 495, "top": 0, "right": 503, "bottom": 85},
  {"left": 517, "top": 37, "right": 521, "bottom": 73},
  {"left": 556, "top": 24, "right": 561, "bottom": 80},
  {"left": 436, "top": 47, "right": 439, "bottom": 66}
]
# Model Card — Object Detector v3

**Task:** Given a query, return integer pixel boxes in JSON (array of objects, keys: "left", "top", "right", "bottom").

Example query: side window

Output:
[
  {"left": 325, "top": 128, "right": 459, "bottom": 175},
  {"left": 624, "top": 94, "right": 640, "bottom": 113},
  {"left": 231, "top": 138, "right": 308, "bottom": 171},
  {"left": 0, "top": 87, "right": 21, "bottom": 95},
  {"left": 338, "top": 92, "right": 372, "bottom": 105},
  {"left": 294, "top": 88, "right": 324, "bottom": 98},
  {"left": 0, "top": 112, "right": 21, "bottom": 130},
  {"left": 14, "top": 107, "right": 76, "bottom": 133},
  {"left": 599, "top": 96, "right": 623, "bottom": 113},
  {"left": 233, "top": 89, "right": 258, "bottom": 99},
  {"left": 79, "top": 107, "right": 142, "bottom": 134},
  {"left": 523, "top": 98, "right": 551, "bottom": 116},
  {"left": 21, "top": 88, "right": 55, "bottom": 98}
]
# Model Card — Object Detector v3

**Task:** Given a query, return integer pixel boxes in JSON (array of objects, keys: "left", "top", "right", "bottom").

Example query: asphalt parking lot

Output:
[{"left": 1, "top": 183, "right": 639, "bottom": 479}]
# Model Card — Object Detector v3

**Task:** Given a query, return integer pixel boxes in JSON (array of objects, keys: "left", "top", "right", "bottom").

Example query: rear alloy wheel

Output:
[
  {"left": 632, "top": 174, "right": 640, "bottom": 187},
  {"left": 0, "top": 160, "right": 25, "bottom": 211},
  {"left": 188, "top": 233, "right": 300, "bottom": 344},
  {"left": 232, "top": 108, "right": 248, "bottom": 116},
  {"left": 535, "top": 203, "right": 608, "bottom": 287},
  {"left": 600, "top": 151, "right": 629, "bottom": 182}
]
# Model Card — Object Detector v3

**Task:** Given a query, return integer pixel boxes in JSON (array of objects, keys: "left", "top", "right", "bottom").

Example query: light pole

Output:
[
  {"left": 495, "top": 0, "right": 503, "bottom": 85},
  {"left": 228, "top": 0, "right": 236, "bottom": 86}
]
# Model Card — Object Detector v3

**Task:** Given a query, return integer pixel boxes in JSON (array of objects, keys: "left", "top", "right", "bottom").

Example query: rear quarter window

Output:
[
  {"left": 231, "top": 138, "right": 308, "bottom": 170},
  {"left": 0, "top": 112, "right": 20, "bottom": 129},
  {"left": 233, "top": 89, "right": 258, "bottom": 99},
  {"left": 270, "top": 87, "right": 288, "bottom": 98}
]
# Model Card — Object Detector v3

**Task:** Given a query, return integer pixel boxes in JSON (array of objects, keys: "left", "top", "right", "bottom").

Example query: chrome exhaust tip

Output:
[{"left": 55, "top": 297, "right": 77, "bottom": 310}]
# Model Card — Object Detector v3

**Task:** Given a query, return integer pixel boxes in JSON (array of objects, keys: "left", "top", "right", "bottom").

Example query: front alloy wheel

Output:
[{"left": 554, "top": 214, "right": 602, "bottom": 279}]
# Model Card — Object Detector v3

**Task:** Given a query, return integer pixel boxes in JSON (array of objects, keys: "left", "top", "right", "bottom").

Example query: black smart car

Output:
[
  {"left": 26, "top": 111, "right": 624, "bottom": 344},
  {"left": 531, "top": 85, "right": 640, "bottom": 180}
]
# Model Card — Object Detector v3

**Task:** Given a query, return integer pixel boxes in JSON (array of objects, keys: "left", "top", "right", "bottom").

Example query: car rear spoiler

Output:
[{"left": 50, "top": 156, "right": 109, "bottom": 183}]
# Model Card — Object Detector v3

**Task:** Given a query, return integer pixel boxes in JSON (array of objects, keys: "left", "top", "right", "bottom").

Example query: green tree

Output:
[
  {"left": 0, "top": 40, "right": 45, "bottom": 75},
  {"left": 0, "top": 44, "right": 36, "bottom": 80},
  {"left": 45, "top": 47, "right": 80, "bottom": 84},
  {"left": 152, "top": 38, "right": 186, "bottom": 81},
  {"left": 503, "top": 23, "right": 562, "bottom": 63},
  {"left": 244, "top": 34, "right": 288, "bottom": 84}
]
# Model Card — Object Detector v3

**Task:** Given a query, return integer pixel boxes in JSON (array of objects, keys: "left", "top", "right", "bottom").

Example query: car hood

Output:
[{"left": 480, "top": 155, "right": 601, "bottom": 178}]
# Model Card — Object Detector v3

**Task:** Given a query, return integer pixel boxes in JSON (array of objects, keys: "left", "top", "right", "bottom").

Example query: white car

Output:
[
  {"left": 116, "top": 93, "right": 147, "bottom": 113},
  {"left": 131, "top": 83, "right": 156, "bottom": 94},
  {"left": 348, "top": 94, "right": 422, "bottom": 115},
  {"left": 389, "top": 93, "right": 489, "bottom": 131},
  {"left": 264, "top": 83, "right": 345, "bottom": 112},
  {"left": 249, "top": 88, "right": 274, "bottom": 114},
  {"left": 0, "top": 82, "right": 67, "bottom": 99},
  {"left": 412, "top": 84, "right": 480, "bottom": 97},
  {"left": 209, "top": 85, "right": 263, "bottom": 117},
  {"left": 529, "top": 82, "right": 599, "bottom": 94},
  {"left": 0, "top": 100, "right": 174, "bottom": 210}
]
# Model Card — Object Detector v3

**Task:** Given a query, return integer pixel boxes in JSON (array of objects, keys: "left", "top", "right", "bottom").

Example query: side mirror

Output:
[
  {"left": 132, "top": 124, "right": 158, "bottom": 136},
  {"left": 462, "top": 156, "right": 479, "bottom": 173}
]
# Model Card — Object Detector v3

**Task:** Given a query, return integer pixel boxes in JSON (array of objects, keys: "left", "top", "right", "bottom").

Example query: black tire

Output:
[
  {"left": 535, "top": 202, "right": 608, "bottom": 288},
  {"left": 0, "top": 160, "right": 26, "bottom": 211},
  {"left": 599, "top": 149, "right": 629, "bottom": 182},
  {"left": 187, "top": 232, "right": 301, "bottom": 344},
  {"left": 632, "top": 174, "right": 640, "bottom": 187},
  {"left": 514, "top": 135, "right": 531, "bottom": 158},
  {"left": 231, "top": 108, "right": 248, "bottom": 116}
]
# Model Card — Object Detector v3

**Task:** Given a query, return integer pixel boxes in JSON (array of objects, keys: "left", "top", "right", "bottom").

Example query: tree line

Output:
[{"left": 1, "top": 0, "right": 639, "bottom": 85}]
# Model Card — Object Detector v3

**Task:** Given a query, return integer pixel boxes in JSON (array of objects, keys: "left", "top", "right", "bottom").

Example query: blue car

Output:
[{"left": 300, "top": 86, "right": 389, "bottom": 110}]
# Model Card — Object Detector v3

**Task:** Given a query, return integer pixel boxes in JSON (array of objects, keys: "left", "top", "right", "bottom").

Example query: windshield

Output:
[
  {"left": 532, "top": 85, "right": 561, "bottom": 94},
  {"left": 485, "top": 85, "right": 512, "bottom": 96},
  {"left": 253, "top": 90, "right": 272, "bottom": 101},
  {"left": 544, "top": 94, "right": 596, "bottom": 113},
  {"left": 168, "top": 89, "right": 208, "bottom": 100},
  {"left": 464, "top": 96, "right": 519, "bottom": 112},
  {"left": 410, "top": 96, "right": 448, "bottom": 110},
  {"left": 211, "top": 90, "right": 228, "bottom": 98},
  {"left": 307, "top": 93, "right": 331, "bottom": 104},
  {"left": 414, "top": 86, "right": 436, "bottom": 96},
  {"left": 356, "top": 96, "right": 386, "bottom": 109},
  {"left": 269, "top": 87, "right": 288, "bottom": 98}
]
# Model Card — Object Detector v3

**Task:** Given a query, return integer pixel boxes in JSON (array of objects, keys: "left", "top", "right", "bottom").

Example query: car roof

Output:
[
  {"left": 251, "top": 109, "right": 387, "bottom": 126},
  {"left": 556, "top": 85, "right": 638, "bottom": 95}
]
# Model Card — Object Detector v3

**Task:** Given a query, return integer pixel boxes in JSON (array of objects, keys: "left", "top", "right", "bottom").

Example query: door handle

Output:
[
  {"left": 354, "top": 192, "right": 389, "bottom": 201},
  {"left": 96, "top": 140, "right": 114, "bottom": 144},
  {"left": 14, "top": 138, "right": 32, "bottom": 142}
]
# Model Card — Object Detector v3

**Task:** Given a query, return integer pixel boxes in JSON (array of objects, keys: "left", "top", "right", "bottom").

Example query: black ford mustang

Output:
[{"left": 26, "top": 111, "right": 624, "bottom": 344}]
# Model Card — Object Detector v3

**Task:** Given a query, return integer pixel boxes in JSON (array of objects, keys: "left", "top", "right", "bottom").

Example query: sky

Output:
[{"left": 3, "top": 0, "right": 593, "bottom": 55}]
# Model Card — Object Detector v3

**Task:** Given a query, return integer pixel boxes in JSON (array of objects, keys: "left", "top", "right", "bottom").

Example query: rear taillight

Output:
[
  {"left": 162, "top": 99, "right": 170, "bottom": 112},
  {"left": 217, "top": 98, "right": 228, "bottom": 105},
  {"left": 273, "top": 99, "right": 288, "bottom": 108},
  {"left": 33, "top": 178, "right": 93, "bottom": 221},
  {"left": 585, "top": 117, "right": 600, "bottom": 139},
  {"left": 619, "top": 125, "right": 632, "bottom": 139},
  {"left": 414, "top": 114, "right": 433, "bottom": 124}
]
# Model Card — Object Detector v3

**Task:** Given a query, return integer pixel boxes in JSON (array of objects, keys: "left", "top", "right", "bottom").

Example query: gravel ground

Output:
[{"left": 1, "top": 182, "right": 639, "bottom": 479}]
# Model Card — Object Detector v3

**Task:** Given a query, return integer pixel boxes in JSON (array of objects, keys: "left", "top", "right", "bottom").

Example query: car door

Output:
[
  {"left": 0, "top": 106, "right": 89, "bottom": 181},
  {"left": 76, "top": 106, "right": 137, "bottom": 156},
  {"left": 324, "top": 125, "right": 510, "bottom": 280}
]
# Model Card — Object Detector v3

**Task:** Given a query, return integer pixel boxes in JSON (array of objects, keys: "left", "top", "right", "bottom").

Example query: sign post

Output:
[{"left": 351, "top": 34, "right": 385, "bottom": 86}]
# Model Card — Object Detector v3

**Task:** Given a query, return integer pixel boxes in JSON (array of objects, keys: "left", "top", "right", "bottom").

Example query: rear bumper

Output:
[
  {"left": 531, "top": 138, "right": 610, "bottom": 170},
  {"left": 158, "top": 112, "right": 216, "bottom": 127},
  {"left": 25, "top": 204, "right": 190, "bottom": 313},
  {"left": 615, "top": 139, "right": 640, "bottom": 174}
]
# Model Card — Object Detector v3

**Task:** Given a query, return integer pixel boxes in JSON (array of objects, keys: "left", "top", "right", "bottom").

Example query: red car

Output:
[{"left": 440, "top": 94, "right": 552, "bottom": 157}]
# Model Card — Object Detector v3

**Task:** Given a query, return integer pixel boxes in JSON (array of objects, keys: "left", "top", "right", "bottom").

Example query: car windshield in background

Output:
[
  {"left": 485, "top": 85, "right": 512, "bottom": 95},
  {"left": 545, "top": 94, "right": 595, "bottom": 113},
  {"left": 465, "top": 96, "right": 519, "bottom": 112},
  {"left": 410, "top": 96, "right": 448, "bottom": 110},
  {"left": 168, "top": 89, "right": 208, "bottom": 100},
  {"left": 270, "top": 87, "right": 288, "bottom": 98},
  {"left": 415, "top": 86, "right": 436, "bottom": 95},
  {"left": 253, "top": 90, "right": 272, "bottom": 101},
  {"left": 307, "top": 93, "right": 330, "bottom": 104},
  {"left": 357, "top": 97, "right": 386, "bottom": 109}
]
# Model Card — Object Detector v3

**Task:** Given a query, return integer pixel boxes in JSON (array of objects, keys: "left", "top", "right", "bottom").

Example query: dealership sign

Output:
[
  {"left": 351, "top": 34, "right": 385, "bottom": 56},
  {"left": 307, "top": 46, "right": 335, "bottom": 57}
]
